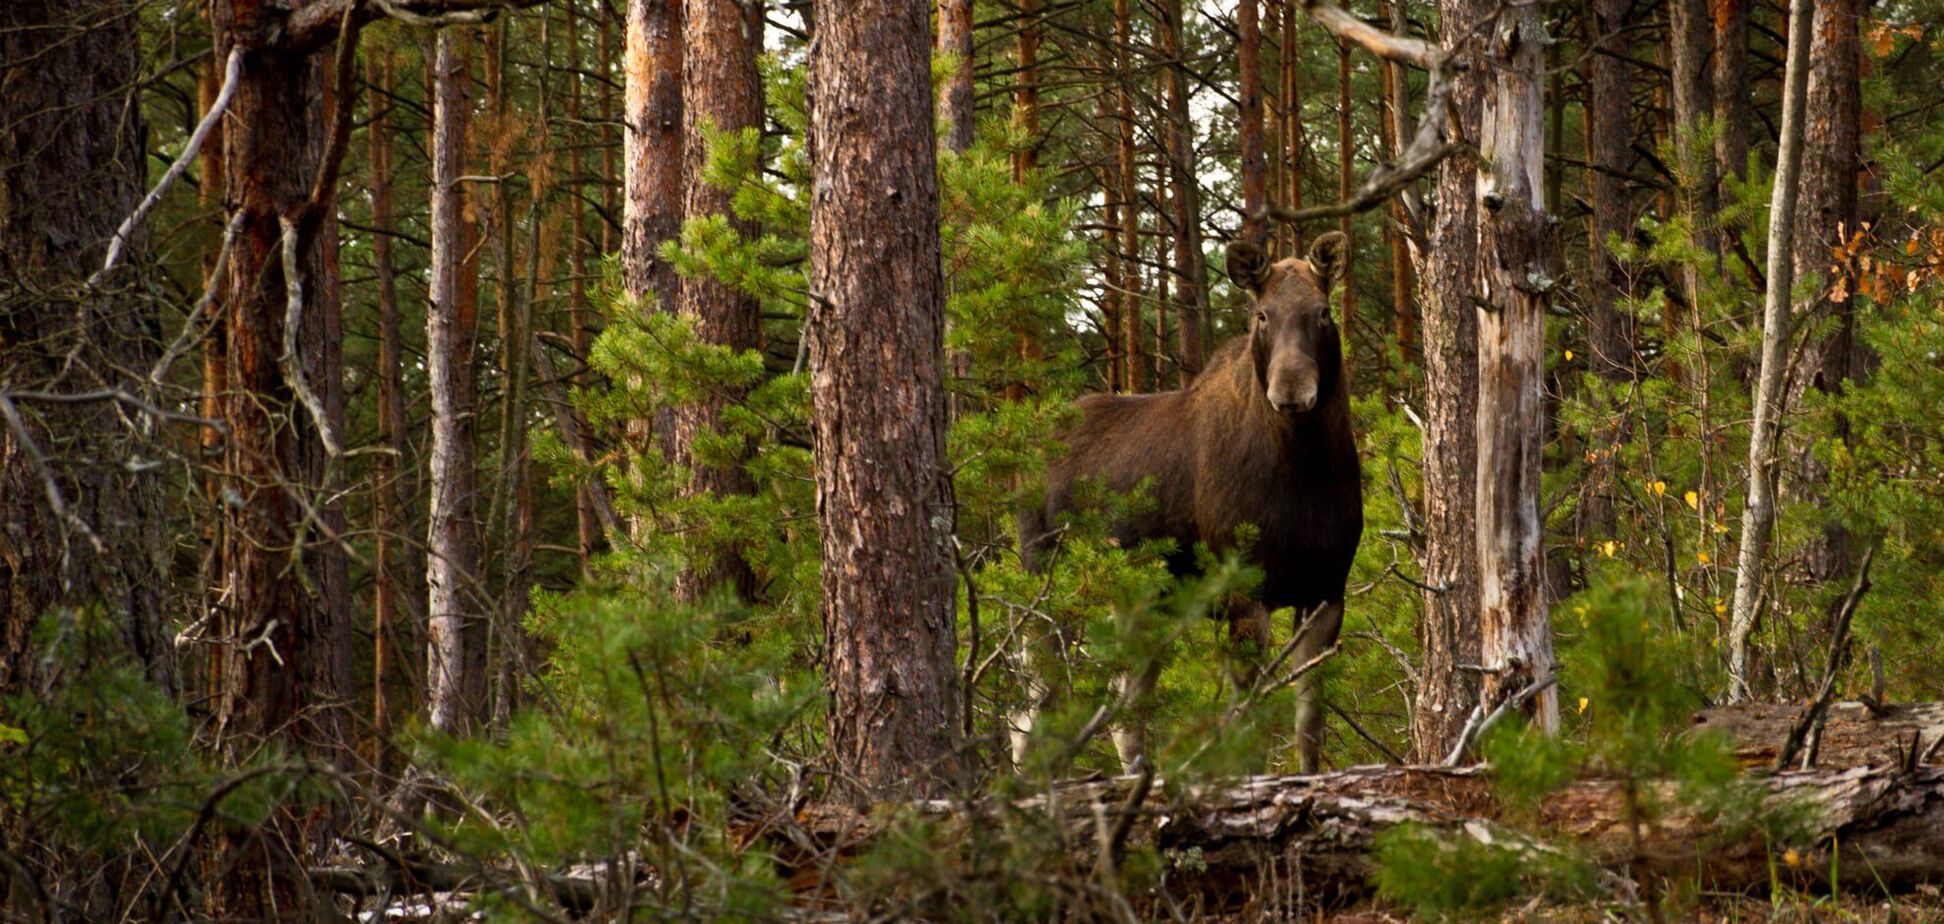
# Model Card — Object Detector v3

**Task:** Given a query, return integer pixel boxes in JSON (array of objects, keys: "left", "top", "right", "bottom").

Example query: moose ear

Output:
[
  {"left": 1306, "top": 231, "right": 1349, "bottom": 292},
  {"left": 1226, "top": 240, "right": 1272, "bottom": 296}
]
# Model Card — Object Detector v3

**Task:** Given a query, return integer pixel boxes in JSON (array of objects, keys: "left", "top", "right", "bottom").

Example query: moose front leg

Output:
[
  {"left": 1292, "top": 598, "right": 1345, "bottom": 772},
  {"left": 1226, "top": 597, "right": 1274, "bottom": 687}
]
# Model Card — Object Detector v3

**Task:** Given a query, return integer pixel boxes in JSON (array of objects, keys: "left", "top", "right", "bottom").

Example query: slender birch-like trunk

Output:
[{"left": 1727, "top": 0, "right": 1815, "bottom": 704}]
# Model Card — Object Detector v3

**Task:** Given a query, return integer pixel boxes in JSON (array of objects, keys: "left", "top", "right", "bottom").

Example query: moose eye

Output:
[{"left": 1254, "top": 310, "right": 1268, "bottom": 325}]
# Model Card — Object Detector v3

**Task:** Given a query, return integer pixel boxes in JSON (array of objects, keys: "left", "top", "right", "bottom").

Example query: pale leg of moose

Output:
[{"left": 1292, "top": 599, "right": 1345, "bottom": 773}]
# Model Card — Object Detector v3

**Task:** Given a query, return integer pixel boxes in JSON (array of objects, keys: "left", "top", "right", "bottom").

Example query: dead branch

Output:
[{"left": 93, "top": 47, "right": 242, "bottom": 286}]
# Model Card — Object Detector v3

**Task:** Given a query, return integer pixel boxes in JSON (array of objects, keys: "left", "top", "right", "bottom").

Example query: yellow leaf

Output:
[
  {"left": 1714, "top": 522, "right": 1729, "bottom": 534},
  {"left": 1601, "top": 540, "right": 1617, "bottom": 558},
  {"left": 1578, "top": 697, "right": 1589, "bottom": 715},
  {"left": 0, "top": 723, "right": 25, "bottom": 746},
  {"left": 1564, "top": 349, "right": 1574, "bottom": 361},
  {"left": 1715, "top": 601, "right": 1728, "bottom": 616},
  {"left": 1697, "top": 550, "right": 1710, "bottom": 564},
  {"left": 1784, "top": 848, "right": 1802, "bottom": 868},
  {"left": 1684, "top": 490, "right": 1700, "bottom": 510},
  {"left": 1650, "top": 480, "right": 1666, "bottom": 497}
]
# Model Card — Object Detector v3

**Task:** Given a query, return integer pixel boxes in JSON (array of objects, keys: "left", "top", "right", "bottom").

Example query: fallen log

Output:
[
  {"left": 1692, "top": 701, "right": 1944, "bottom": 769},
  {"left": 787, "top": 764, "right": 1944, "bottom": 913}
]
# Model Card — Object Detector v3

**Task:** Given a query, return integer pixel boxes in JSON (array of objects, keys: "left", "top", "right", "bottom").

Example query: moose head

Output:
[{"left": 1225, "top": 231, "right": 1349, "bottom": 416}]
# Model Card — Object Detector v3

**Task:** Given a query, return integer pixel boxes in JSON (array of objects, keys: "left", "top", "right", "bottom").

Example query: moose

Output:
[{"left": 1013, "top": 231, "right": 1365, "bottom": 773}]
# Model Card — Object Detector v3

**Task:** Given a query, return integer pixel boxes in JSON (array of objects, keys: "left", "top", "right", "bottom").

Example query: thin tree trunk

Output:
[
  {"left": 1669, "top": 0, "right": 1721, "bottom": 315},
  {"left": 1161, "top": 0, "right": 1206, "bottom": 382},
  {"left": 0, "top": 0, "right": 171, "bottom": 695},
  {"left": 1103, "top": 162, "right": 1125, "bottom": 392},
  {"left": 367, "top": 43, "right": 410, "bottom": 758},
  {"left": 1586, "top": 0, "right": 1634, "bottom": 381},
  {"left": 196, "top": 41, "right": 230, "bottom": 707},
  {"left": 1335, "top": 14, "right": 1356, "bottom": 383},
  {"left": 1007, "top": 0, "right": 1044, "bottom": 400},
  {"left": 565, "top": 0, "right": 602, "bottom": 572},
  {"left": 1727, "top": 0, "right": 1814, "bottom": 704},
  {"left": 1117, "top": 0, "right": 1145, "bottom": 393},
  {"left": 426, "top": 27, "right": 487, "bottom": 734},
  {"left": 1411, "top": 0, "right": 1486, "bottom": 762},
  {"left": 1472, "top": 0, "right": 1559, "bottom": 733},
  {"left": 1711, "top": 0, "right": 1750, "bottom": 183},
  {"left": 939, "top": 0, "right": 975, "bottom": 153},
  {"left": 1281, "top": 0, "right": 1304, "bottom": 256},
  {"left": 1238, "top": 0, "right": 1267, "bottom": 245},
  {"left": 809, "top": 0, "right": 963, "bottom": 799},
  {"left": 672, "top": 0, "right": 764, "bottom": 601},
  {"left": 1377, "top": 0, "right": 1416, "bottom": 364}
]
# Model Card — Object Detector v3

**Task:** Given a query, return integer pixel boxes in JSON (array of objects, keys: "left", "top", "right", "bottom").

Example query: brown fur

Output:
[{"left": 1019, "top": 233, "right": 1365, "bottom": 770}]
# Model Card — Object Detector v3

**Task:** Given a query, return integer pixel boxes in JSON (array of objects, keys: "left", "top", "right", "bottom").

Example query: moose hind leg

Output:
[{"left": 1292, "top": 599, "right": 1345, "bottom": 772}]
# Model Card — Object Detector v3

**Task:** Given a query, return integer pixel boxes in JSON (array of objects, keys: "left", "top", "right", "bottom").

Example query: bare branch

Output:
[
  {"left": 1444, "top": 673, "right": 1558, "bottom": 767},
  {"left": 93, "top": 48, "right": 242, "bottom": 286},
  {"left": 149, "top": 210, "right": 246, "bottom": 391},
  {"left": 1298, "top": 0, "right": 1439, "bottom": 68},
  {"left": 278, "top": 215, "right": 340, "bottom": 456},
  {"left": 1256, "top": 12, "right": 1465, "bottom": 230}
]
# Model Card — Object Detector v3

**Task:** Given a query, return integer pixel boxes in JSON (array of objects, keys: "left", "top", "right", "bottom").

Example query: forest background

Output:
[{"left": 4, "top": 0, "right": 1944, "bottom": 918}]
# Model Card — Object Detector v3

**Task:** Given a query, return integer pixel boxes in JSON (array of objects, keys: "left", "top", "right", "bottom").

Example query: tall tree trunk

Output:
[
  {"left": 1669, "top": 0, "right": 1720, "bottom": 322},
  {"left": 1586, "top": 0, "right": 1634, "bottom": 381},
  {"left": 1103, "top": 163, "right": 1126, "bottom": 392},
  {"left": 204, "top": 2, "right": 359, "bottom": 913},
  {"left": 1790, "top": 0, "right": 1862, "bottom": 585},
  {"left": 1161, "top": 0, "right": 1206, "bottom": 381},
  {"left": 0, "top": 0, "right": 170, "bottom": 695},
  {"left": 196, "top": 47, "right": 231, "bottom": 701},
  {"left": 809, "top": 0, "right": 963, "bottom": 799},
  {"left": 622, "top": 0, "right": 683, "bottom": 311},
  {"left": 1410, "top": 0, "right": 1487, "bottom": 762},
  {"left": 1711, "top": 0, "right": 1750, "bottom": 184},
  {"left": 426, "top": 28, "right": 486, "bottom": 734},
  {"left": 367, "top": 43, "right": 411, "bottom": 757},
  {"left": 1335, "top": 16, "right": 1356, "bottom": 383},
  {"left": 1238, "top": 0, "right": 1267, "bottom": 245},
  {"left": 939, "top": 0, "right": 975, "bottom": 153},
  {"left": 1280, "top": 0, "right": 1305, "bottom": 256},
  {"left": 1117, "top": 0, "right": 1146, "bottom": 394},
  {"left": 1472, "top": 0, "right": 1559, "bottom": 733},
  {"left": 1007, "top": 0, "right": 1044, "bottom": 400},
  {"left": 566, "top": 0, "right": 603, "bottom": 572},
  {"left": 1726, "top": 0, "right": 1814, "bottom": 704},
  {"left": 672, "top": 0, "right": 764, "bottom": 601},
  {"left": 1377, "top": 0, "right": 1416, "bottom": 364},
  {"left": 1155, "top": 168, "right": 1172, "bottom": 386}
]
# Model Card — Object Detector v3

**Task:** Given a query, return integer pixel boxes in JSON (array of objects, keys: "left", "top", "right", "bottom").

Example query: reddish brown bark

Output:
[
  {"left": 1161, "top": 0, "right": 1206, "bottom": 382},
  {"left": 1586, "top": 0, "right": 1635, "bottom": 380},
  {"left": 367, "top": 43, "right": 411, "bottom": 755},
  {"left": 809, "top": 0, "right": 964, "bottom": 799},
  {"left": 622, "top": 0, "right": 683, "bottom": 310},
  {"left": 1237, "top": 0, "right": 1267, "bottom": 245},
  {"left": 938, "top": 0, "right": 975, "bottom": 153},
  {"left": 1711, "top": 0, "right": 1750, "bottom": 183},
  {"left": 203, "top": 1, "right": 359, "bottom": 912},
  {"left": 670, "top": 0, "right": 763, "bottom": 602},
  {"left": 1116, "top": 0, "right": 1145, "bottom": 393}
]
